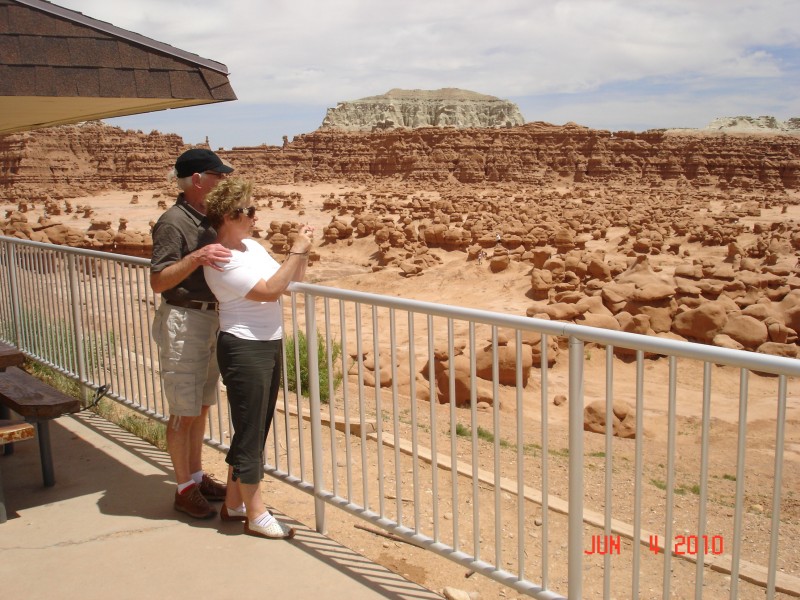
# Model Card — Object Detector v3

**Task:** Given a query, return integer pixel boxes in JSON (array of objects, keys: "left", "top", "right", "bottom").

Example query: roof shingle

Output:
[{"left": 0, "top": 0, "right": 236, "bottom": 134}]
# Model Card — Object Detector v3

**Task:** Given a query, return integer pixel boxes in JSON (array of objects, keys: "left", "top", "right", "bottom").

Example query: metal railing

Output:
[{"left": 1, "top": 234, "right": 798, "bottom": 599}]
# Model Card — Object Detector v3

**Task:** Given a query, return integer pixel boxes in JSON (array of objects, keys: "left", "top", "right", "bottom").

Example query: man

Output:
[{"left": 151, "top": 148, "right": 234, "bottom": 519}]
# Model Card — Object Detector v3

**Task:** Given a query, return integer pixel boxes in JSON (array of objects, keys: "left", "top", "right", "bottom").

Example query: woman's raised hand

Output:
[{"left": 291, "top": 225, "right": 315, "bottom": 253}]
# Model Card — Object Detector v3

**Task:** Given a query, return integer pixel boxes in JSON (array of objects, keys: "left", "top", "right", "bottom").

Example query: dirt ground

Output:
[{"left": 21, "top": 182, "right": 800, "bottom": 599}]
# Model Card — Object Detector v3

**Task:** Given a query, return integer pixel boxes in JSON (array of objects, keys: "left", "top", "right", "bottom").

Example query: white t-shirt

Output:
[{"left": 204, "top": 238, "right": 283, "bottom": 341}]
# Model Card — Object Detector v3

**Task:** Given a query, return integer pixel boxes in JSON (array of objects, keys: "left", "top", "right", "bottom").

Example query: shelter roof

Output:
[{"left": 0, "top": 0, "right": 236, "bottom": 134}]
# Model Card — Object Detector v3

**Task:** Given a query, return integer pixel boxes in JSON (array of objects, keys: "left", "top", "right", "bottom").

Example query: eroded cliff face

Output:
[
  {"left": 1, "top": 121, "right": 799, "bottom": 197},
  {"left": 321, "top": 88, "right": 525, "bottom": 131},
  {"left": 228, "top": 122, "right": 800, "bottom": 190},
  {"left": 0, "top": 123, "right": 186, "bottom": 201}
]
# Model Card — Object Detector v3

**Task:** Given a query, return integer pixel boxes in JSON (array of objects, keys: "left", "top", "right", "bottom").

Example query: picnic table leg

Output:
[
  {"left": 0, "top": 405, "right": 11, "bottom": 456},
  {"left": 36, "top": 421, "right": 55, "bottom": 487},
  {"left": 0, "top": 462, "right": 7, "bottom": 523}
]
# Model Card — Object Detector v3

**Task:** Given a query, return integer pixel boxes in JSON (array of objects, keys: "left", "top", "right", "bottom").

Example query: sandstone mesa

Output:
[{"left": 320, "top": 88, "right": 525, "bottom": 132}]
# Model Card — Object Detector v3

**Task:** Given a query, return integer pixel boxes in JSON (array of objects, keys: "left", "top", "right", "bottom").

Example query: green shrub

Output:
[
  {"left": 477, "top": 426, "right": 495, "bottom": 442},
  {"left": 285, "top": 330, "right": 343, "bottom": 404},
  {"left": 92, "top": 398, "right": 167, "bottom": 450},
  {"left": 454, "top": 422, "right": 470, "bottom": 437},
  {"left": 26, "top": 361, "right": 81, "bottom": 397},
  {"left": 651, "top": 478, "right": 668, "bottom": 491}
]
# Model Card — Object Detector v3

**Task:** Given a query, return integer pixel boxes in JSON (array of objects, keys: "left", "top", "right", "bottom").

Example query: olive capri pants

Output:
[{"left": 217, "top": 331, "right": 282, "bottom": 485}]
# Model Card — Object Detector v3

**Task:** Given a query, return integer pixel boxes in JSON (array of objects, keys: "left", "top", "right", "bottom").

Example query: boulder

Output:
[
  {"left": 584, "top": 400, "right": 636, "bottom": 438},
  {"left": 672, "top": 302, "right": 729, "bottom": 343},
  {"left": 519, "top": 330, "right": 560, "bottom": 367},
  {"left": 435, "top": 355, "right": 497, "bottom": 406},
  {"left": 756, "top": 341, "right": 799, "bottom": 359},
  {"left": 576, "top": 313, "right": 621, "bottom": 331},
  {"left": 475, "top": 341, "right": 533, "bottom": 386},
  {"left": 720, "top": 315, "right": 769, "bottom": 350},
  {"left": 712, "top": 333, "right": 745, "bottom": 350}
]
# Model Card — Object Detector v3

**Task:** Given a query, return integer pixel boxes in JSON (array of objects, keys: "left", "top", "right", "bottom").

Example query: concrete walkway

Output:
[{"left": 0, "top": 412, "right": 441, "bottom": 600}]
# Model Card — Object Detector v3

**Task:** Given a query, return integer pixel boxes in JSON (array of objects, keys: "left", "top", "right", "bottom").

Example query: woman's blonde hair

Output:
[{"left": 205, "top": 177, "right": 253, "bottom": 228}]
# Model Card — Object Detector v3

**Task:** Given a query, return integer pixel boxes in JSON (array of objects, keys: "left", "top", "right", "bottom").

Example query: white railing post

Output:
[
  {"left": 767, "top": 375, "right": 788, "bottom": 597},
  {"left": 304, "top": 293, "right": 326, "bottom": 534},
  {"left": 66, "top": 253, "right": 88, "bottom": 400},
  {"left": 568, "top": 336, "right": 585, "bottom": 599},
  {"left": 5, "top": 243, "right": 22, "bottom": 346}
]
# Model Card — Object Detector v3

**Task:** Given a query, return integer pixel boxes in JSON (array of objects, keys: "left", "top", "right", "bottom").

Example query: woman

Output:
[{"left": 203, "top": 177, "right": 313, "bottom": 539}]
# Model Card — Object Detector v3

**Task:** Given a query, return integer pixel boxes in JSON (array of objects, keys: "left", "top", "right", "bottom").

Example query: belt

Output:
[{"left": 165, "top": 298, "right": 218, "bottom": 311}]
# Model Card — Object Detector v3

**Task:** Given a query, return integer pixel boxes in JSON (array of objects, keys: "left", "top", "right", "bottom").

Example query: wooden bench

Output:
[
  {"left": 0, "top": 367, "right": 81, "bottom": 488},
  {"left": 0, "top": 341, "right": 27, "bottom": 456},
  {"left": 0, "top": 342, "right": 25, "bottom": 371},
  {"left": 0, "top": 419, "right": 35, "bottom": 523}
]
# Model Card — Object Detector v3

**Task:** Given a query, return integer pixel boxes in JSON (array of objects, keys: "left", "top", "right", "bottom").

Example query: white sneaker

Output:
[
  {"left": 244, "top": 515, "right": 295, "bottom": 540},
  {"left": 220, "top": 503, "right": 247, "bottom": 522}
]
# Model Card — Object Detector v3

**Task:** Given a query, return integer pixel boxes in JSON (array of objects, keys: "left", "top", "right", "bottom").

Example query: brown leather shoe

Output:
[
  {"left": 174, "top": 484, "right": 216, "bottom": 519},
  {"left": 198, "top": 473, "right": 227, "bottom": 501}
]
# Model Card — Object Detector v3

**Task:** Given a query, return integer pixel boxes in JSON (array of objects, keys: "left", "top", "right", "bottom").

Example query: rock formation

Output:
[
  {"left": 3, "top": 121, "right": 800, "bottom": 193},
  {"left": 0, "top": 122, "right": 187, "bottom": 200},
  {"left": 702, "top": 115, "right": 800, "bottom": 134},
  {"left": 227, "top": 123, "right": 800, "bottom": 189},
  {"left": 584, "top": 400, "right": 637, "bottom": 438},
  {"left": 320, "top": 88, "right": 524, "bottom": 132}
]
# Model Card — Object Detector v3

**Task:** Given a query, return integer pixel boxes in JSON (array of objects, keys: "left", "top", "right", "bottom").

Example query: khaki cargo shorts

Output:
[{"left": 152, "top": 301, "right": 220, "bottom": 417}]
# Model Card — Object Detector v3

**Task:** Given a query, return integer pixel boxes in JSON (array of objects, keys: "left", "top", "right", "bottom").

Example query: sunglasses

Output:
[
  {"left": 232, "top": 206, "right": 257, "bottom": 218},
  {"left": 203, "top": 171, "right": 225, "bottom": 179}
]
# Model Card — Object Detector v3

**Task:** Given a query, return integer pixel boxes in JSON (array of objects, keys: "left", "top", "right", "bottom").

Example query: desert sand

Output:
[{"left": 6, "top": 177, "right": 798, "bottom": 599}]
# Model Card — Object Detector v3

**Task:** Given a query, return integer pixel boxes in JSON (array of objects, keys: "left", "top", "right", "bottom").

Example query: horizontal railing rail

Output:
[
  {"left": 288, "top": 283, "right": 800, "bottom": 376},
  {"left": 1, "top": 234, "right": 797, "bottom": 599}
]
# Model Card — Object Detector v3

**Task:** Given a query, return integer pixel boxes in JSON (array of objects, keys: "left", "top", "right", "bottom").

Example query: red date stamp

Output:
[
  {"left": 584, "top": 534, "right": 725, "bottom": 556},
  {"left": 651, "top": 534, "right": 724, "bottom": 556},
  {"left": 585, "top": 535, "right": 622, "bottom": 555}
]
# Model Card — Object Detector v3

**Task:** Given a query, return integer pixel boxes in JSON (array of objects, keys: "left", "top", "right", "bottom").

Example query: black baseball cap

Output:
[{"left": 174, "top": 149, "right": 234, "bottom": 178}]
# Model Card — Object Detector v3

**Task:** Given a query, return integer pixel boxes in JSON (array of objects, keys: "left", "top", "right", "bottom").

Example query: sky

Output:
[{"left": 54, "top": 0, "right": 800, "bottom": 149}]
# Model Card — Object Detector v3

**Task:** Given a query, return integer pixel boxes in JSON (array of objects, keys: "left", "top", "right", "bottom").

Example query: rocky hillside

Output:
[
  {"left": 227, "top": 121, "right": 800, "bottom": 190},
  {"left": 1, "top": 120, "right": 799, "bottom": 200},
  {"left": 320, "top": 88, "right": 525, "bottom": 132},
  {"left": 0, "top": 122, "right": 185, "bottom": 201}
]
